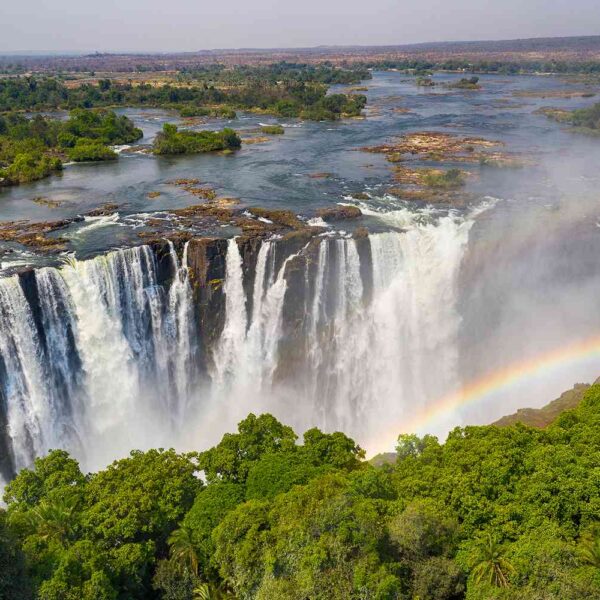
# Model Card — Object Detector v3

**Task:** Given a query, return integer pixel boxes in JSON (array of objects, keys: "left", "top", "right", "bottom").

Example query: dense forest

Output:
[
  {"left": 2, "top": 383, "right": 600, "bottom": 600},
  {"left": 0, "top": 109, "right": 143, "bottom": 185}
]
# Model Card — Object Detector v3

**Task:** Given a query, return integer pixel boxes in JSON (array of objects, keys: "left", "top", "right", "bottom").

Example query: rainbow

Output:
[{"left": 367, "top": 333, "right": 600, "bottom": 456}]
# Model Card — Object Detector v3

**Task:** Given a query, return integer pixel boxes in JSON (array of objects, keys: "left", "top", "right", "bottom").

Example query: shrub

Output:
[
  {"left": 153, "top": 125, "right": 241, "bottom": 155},
  {"left": 260, "top": 124, "right": 284, "bottom": 134},
  {"left": 68, "top": 141, "right": 117, "bottom": 162}
]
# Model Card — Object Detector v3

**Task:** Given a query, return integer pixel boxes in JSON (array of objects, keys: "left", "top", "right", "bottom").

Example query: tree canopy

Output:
[{"left": 3, "top": 386, "right": 600, "bottom": 599}]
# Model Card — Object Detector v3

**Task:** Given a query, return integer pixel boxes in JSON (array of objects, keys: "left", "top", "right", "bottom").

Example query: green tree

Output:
[
  {"left": 169, "top": 525, "right": 200, "bottom": 576},
  {"left": 0, "top": 510, "right": 32, "bottom": 600},
  {"left": 578, "top": 528, "right": 600, "bottom": 569},
  {"left": 198, "top": 413, "right": 297, "bottom": 484},
  {"left": 470, "top": 534, "right": 514, "bottom": 588}
]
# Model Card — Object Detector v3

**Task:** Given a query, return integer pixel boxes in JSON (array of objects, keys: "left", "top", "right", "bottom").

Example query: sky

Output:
[{"left": 1, "top": 0, "right": 600, "bottom": 54}]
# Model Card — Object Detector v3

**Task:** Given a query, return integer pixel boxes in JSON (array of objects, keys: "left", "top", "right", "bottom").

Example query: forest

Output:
[
  {"left": 2, "top": 383, "right": 600, "bottom": 600},
  {"left": 0, "top": 65, "right": 368, "bottom": 121},
  {"left": 0, "top": 109, "right": 143, "bottom": 185}
]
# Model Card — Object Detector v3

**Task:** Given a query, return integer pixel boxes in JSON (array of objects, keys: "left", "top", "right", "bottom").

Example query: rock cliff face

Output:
[
  {"left": 185, "top": 238, "right": 229, "bottom": 370},
  {"left": 493, "top": 381, "right": 598, "bottom": 428}
]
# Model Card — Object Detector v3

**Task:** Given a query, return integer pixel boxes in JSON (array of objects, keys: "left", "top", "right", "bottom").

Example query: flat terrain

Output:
[{"left": 2, "top": 35, "right": 600, "bottom": 73}]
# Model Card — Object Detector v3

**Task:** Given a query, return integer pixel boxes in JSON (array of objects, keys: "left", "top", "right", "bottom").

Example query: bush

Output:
[
  {"left": 153, "top": 124, "right": 241, "bottom": 155},
  {"left": 260, "top": 124, "right": 284, "bottom": 134},
  {"left": 68, "top": 141, "right": 117, "bottom": 162},
  {"left": 0, "top": 151, "right": 62, "bottom": 185},
  {"left": 179, "top": 105, "right": 237, "bottom": 119},
  {"left": 422, "top": 168, "right": 466, "bottom": 189}
]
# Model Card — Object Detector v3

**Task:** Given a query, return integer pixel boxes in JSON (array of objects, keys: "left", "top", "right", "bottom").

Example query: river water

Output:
[{"left": 2, "top": 71, "right": 600, "bottom": 482}]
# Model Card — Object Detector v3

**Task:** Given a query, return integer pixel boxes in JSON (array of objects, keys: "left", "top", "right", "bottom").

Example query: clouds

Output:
[{"left": 1, "top": 0, "right": 599, "bottom": 53}]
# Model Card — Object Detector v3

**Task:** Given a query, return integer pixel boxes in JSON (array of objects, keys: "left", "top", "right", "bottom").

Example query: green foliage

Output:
[
  {"left": 0, "top": 151, "right": 62, "bottom": 185},
  {"left": 3, "top": 449, "right": 85, "bottom": 508},
  {"left": 0, "top": 66, "right": 369, "bottom": 122},
  {"left": 83, "top": 448, "right": 201, "bottom": 548},
  {"left": 260, "top": 124, "right": 284, "bottom": 134},
  {"left": 468, "top": 534, "right": 514, "bottom": 588},
  {"left": 411, "top": 557, "right": 466, "bottom": 600},
  {"left": 0, "top": 108, "right": 141, "bottom": 185},
  {"left": 0, "top": 510, "right": 32, "bottom": 599},
  {"left": 5, "top": 448, "right": 200, "bottom": 599},
  {"left": 214, "top": 473, "right": 401, "bottom": 599},
  {"left": 245, "top": 451, "right": 325, "bottom": 500},
  {"left": 62, "top": 108, "right": 143, "bottom": 145},
  {"left": 153, "top": 124, "right": 241, "bottom": 155},
  {"left": 179, "top": 105, "right": 237, "bottom": 119},
  {"left": 197, "top": 413, "right": 297, "bottom": 484},
  {"left": 571, "top": 102, "right": 600, "bottom": 130},
  {"left": 68, "top": 141, "right": 117, "bottom": 161},
  {"left": 422, "top": 168, "right": 466, "bottom": 189},
  {"left": 450, "top": 77, "right": 481, "bottom": 90},
  {"left": 153, "top": 558, "right": 200, "bottom": 600},
  {"left": 183, "top": 483, "right": 246, "bottom": 581},
  {"left": 5, "top": 383, "right": 600, "bottom": 599}
]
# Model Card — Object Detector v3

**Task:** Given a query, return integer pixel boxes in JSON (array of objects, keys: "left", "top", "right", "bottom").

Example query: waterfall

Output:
[
  {"left": 0, "top": 243, "right": 200, "bottom": 480},
  {"left": 0, "top": 207, "right": 475, "bottom": 482},
  {"left": 212, "top": 238, "right": 248, "bottom": 387},
  {"left": 209, "top": 239, "right": 296, "bottom": 418},
  {"left": 0, "top": 276, "right": 57, "bottom": 471},
  {"left": 164, "top": 241, "right": 198, "bottom": 427}
]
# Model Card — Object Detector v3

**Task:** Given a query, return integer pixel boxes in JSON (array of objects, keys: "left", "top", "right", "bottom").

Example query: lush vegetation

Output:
[
  {"left": 153, "top": 124, "right": 241, "bottom": 155},
  {"left": 539, "top": 102, "right": 600, "bottom": 134},
  {"left": 260, "top": 124, "right": 284, "bottom": 135},
  {"left": 0, "top": 67, "right": 367, "bottom": 121},
  {"left": 364, "top": 58, "right": 600, "bottom": 75},
  {"left": 449, "top": 77, "right": 481, "bottom": 90},
  {"left": 571, "top": 102, "right": 600, "bottom": 130},
  {"left": 0, "top": 109, "right": 142, "bottom": 185},
  {"left": 3, "top": 383, "right": 600, "bottom": 599},
  {"left": 422, "top": 168, "right": 466, "bottom": 189}
]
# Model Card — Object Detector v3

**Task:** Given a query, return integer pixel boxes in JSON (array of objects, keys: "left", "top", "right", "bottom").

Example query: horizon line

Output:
[{"left": 1, "top": 33, "right": 600, "bottom": 59}]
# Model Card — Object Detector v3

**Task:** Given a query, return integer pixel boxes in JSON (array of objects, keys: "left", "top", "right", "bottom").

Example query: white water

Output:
[{"left": 0, "top": 207, "right": 475, "bottom": 484}]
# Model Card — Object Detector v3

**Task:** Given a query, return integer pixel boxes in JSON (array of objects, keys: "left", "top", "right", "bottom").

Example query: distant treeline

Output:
[
  {"left": 0, "top": 67, "right": 367, "bottom": 121},
  {"left": 359, "top": 58, "right": 600, "bottom": 75}
]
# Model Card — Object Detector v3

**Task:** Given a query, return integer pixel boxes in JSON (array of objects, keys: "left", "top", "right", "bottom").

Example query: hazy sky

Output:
[{"left": 2, "top": 0, "right": 600, "bottom": 53}]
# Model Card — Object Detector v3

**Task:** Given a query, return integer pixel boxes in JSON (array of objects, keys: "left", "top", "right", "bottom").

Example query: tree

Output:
[
  {"left": 28, "top": 493, "right": 79, "bottom": 546},
  {"left": 198, "top": 414, "right": 297, "bottom": 484},
  {"left": 0, "top": 510, "right": 32, "bottom": 600},
  {"left": 182, "top": 483, "right": 245, "bottom": 581},
  {"left": 169, "top": 525, "right": 199, "bottom": 576},
  {"left": 470, "top": 534, "right": 514, "bottom": 588},
  {"left": 3, "top": 449, "right": 85, "bottom": 509},
  {"left": 301, "top": 428, "right": 365, "bottom": 470},
  {"left": 83, "top": 448, "right": 201, "bottom": 549},
  {"left": 153, "top": 558, "right": 199, "bottom": 600},
  {"left": 578, "top": 528, "right": 600, "bottom": 569},
  {"left": 395, "top": 433, "right": 439, "bottom": 460}
]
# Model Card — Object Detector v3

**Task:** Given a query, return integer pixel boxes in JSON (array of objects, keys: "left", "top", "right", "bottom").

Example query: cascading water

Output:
[{"left": 0, "top": 206, "right": 476, "bottom": 487}]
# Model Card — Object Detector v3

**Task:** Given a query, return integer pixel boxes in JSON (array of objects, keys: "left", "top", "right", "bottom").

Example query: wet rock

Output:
[
  {"left": 247, "top": 207, "right": 305, "bottom": 230},
  {"left": 86, "top": 203, "right": 120, "bottom": 217},
  {"left": 316, "top": 205, "right": 362, "bottom": 221},
  {"left": 0, "top": 219, "right": 72, "bottom": 253},
  {"left": 186, "top": 238, "right": 229, "bottom": 358}
]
